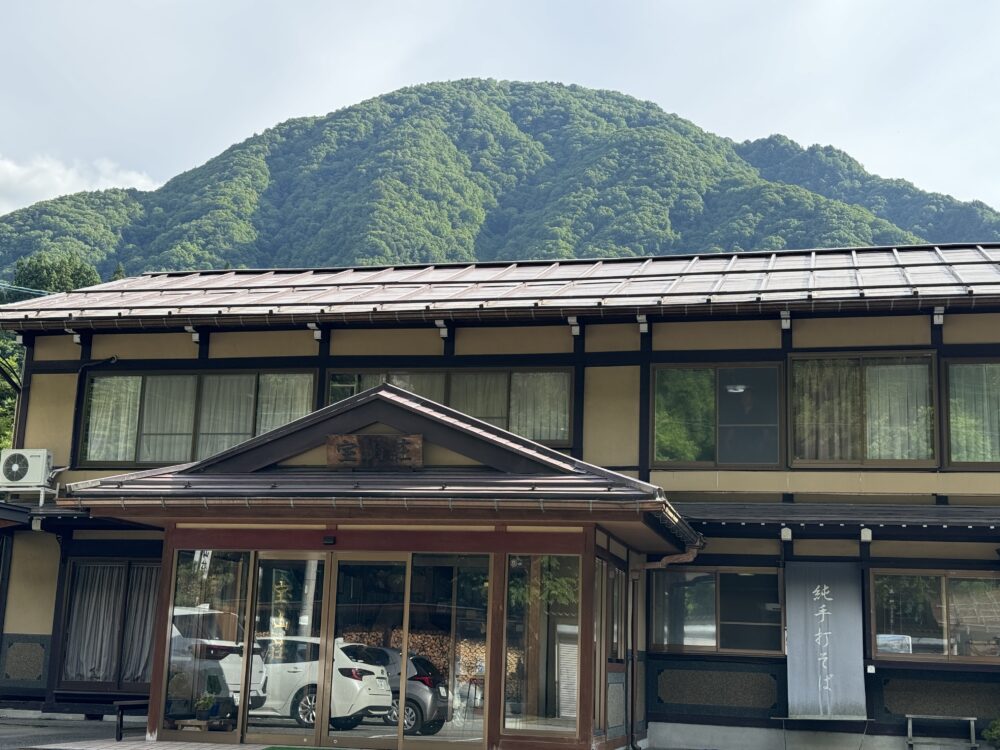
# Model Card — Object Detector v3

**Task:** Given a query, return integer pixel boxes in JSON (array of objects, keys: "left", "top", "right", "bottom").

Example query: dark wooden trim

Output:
[
  {"left": 571, "top": 324, "right": 585, "bottom": 460},
  {"left": 12, "top": 336, "right": 33, "bottom": 449},
  {"left": 579, "top": 524, "right": 596, "bottom": 743},
  {"left": 638, "top": 327, "right": 652, "bottom": 481},
  {"left": 44, "top": 535, "right": 72, "bottom": 707},
  {"left": 442, "top": 324, "right": 455, "bottom": 357},
  {"left": 0, "top": 535, "right": 13, "bottom": 637},
  {"left": 145, "top": 531, "right": 176, "bottom": 738},
  {"left": 196, "top": 329, "right": 209, "bottom": 360},
  {"left": 315, "top": 328, "right": 331, "bottom": 411},
  {"left": 78, "top": 333, "right": 92, "bottom": 363},
  {"left": 486, "top": 550, "right": 504, "bottom": 750}
]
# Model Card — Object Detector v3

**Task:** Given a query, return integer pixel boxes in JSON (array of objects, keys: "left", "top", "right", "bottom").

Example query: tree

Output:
[
  {"left": 13, "top": 250, "right": 101, "bottom": 293},
  {"left": 110, "top": 262, "right": 126, "bottom": 281}
]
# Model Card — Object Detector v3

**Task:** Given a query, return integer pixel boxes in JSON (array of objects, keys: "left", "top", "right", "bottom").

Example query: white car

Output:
[
  {"left": 170, "top": 606, "right": 267, "bottom": 711},
  {"left": 251, "top": 636, "right": 391, "bottom": 729}
]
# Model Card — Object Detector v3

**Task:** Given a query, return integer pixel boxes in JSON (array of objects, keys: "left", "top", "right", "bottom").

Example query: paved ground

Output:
[{"left": 0, "top": 716, "right": 120, "bottom": 750}]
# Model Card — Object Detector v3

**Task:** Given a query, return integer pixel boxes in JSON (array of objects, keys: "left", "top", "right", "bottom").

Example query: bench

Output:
[
  {"left": 112, "top": 699, "right": 149, "bottom": 742},
  {"left": 906, "top": 714, "right": 978, "bottom": 749}
]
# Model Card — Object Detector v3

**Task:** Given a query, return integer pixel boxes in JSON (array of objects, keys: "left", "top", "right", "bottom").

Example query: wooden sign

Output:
[{"left": 326, "top": 434, "right": 423, "bottom": 470}]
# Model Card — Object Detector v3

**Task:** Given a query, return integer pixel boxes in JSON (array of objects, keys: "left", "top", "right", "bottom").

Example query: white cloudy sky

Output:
[{"left": 2, "top": 0, "right": 999, "bottom": 215}]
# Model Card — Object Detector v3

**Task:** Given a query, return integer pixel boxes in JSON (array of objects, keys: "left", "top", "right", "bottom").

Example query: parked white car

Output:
[
  {"left": 170, "top": 605, "right": 267, "bottom": 710},
  {"left": 251, "top": 636, "right": 391, "bottom": 729}
]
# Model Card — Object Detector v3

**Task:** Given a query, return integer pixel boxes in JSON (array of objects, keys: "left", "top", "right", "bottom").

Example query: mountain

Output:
[{"left": 0, "top": 79, "right": 995, "bottom": 279}]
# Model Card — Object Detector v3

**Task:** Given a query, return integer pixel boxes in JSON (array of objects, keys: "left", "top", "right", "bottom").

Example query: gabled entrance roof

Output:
[{"left": 65, "top": 384, "right": 701, "bottom": 549}]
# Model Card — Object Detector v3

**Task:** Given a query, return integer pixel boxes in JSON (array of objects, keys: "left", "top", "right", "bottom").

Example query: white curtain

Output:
[
  {"left": 949, "top": 363, "right": 1000, "bottom": 462},
  {"left": 450, "top": 371, "right": 508, "bottom": 427},
  {"left": 792, "top": 359, "right": 862, "bottom": 461},
  {"left": 121, "top": 565, "right": 161, "bottom": 684},
  {"left": 865, "top": 359, "right": 933, "bottom": 460},
  {"left": 62, "top": 564, "right": 127, "bottom": 683},
  {"left": 138, "top": 376, "right": 197, "bottom": 462},
  {"left": 510, "top": 371, "right": 570, "bottom": 441},
  {"left": 85, "top": 377, "right": 141, "bottom": 462},
  {"left": 197, "top": 374, "right": 256, "bottom": 458},
  {"left": 256, "top": 373, "right": 314, "bottom": 434}
]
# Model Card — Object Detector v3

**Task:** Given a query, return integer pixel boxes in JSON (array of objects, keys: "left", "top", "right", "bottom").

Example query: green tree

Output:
[{"left": 13, "top": 250, "right": 101, "bottom": 292}]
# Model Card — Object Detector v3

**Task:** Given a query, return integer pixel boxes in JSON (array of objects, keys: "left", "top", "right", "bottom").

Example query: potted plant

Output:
[
  {"left": 984, "top": 718, "right": 1000, "bottom": 749},
  {"left": 194, "top": 691, "right": 216, "bottom": 721}
]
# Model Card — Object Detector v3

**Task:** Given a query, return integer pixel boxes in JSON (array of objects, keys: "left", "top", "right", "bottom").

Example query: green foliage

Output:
[
  {"left": 13, "top": 249, "right": 100, "bottom": 292},
  {"left": 654, "top": 369, "right": 716, "bottom": 462},
  {"left": 1, "top": 80, "right": 985, "bottom": 279},
  {"left": 984, "top": 718, "right": 1000, "bottom": 747}
]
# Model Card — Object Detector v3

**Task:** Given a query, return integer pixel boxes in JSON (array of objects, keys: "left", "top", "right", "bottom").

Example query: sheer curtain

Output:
[
  {"left": 62, "top": 564, "right": 127, "bottom": 683},
  {"left": 85, "top": 377, "right": 141, "bottom": 462},
  {"left": 510, "top": 371, "right": 569, "bottom": 441},
  {"left": 256, "top": 373, "right": 314, "bottom": 434},
  {"left": 792, "top": 359, "right": 862, "bottom": 461},
  {"left": 197, "top": 374, "right": 256, "bottom": 458},
  {"left": 138, "top": 376, "right": 197, "bottom": 462},
  {"left": 451, "top": 372, "right": 508, "bottom": 427},
  {"left": 121, "top": 565, "right": 161, "bottom": 685},
  {"left": 949, "top": 363, "right": 1000, "bottom": 462},
  {"left": 866, "top": 359, "right": 933, "bottom": 460}
]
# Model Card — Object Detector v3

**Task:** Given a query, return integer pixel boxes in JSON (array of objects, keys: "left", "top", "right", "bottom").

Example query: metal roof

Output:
[{"left": 3, "top": 242, "right": 1000, "bottom": 330}]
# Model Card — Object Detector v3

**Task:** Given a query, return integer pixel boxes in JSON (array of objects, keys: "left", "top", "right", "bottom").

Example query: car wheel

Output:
[
  {"left": 383, "top": 697, "right": 399, "bottom": 726},
  {"left": 292, "top": 686, "right": 317, "bottom": 728},
  {"left": 402, "top": 700, "right": 423, "bottom": 736},
  {"left": 420, "top": 720, "right": 444, "bottom": 735},
  {"left": 330, "top": 716, "right": 363, "bottom": 730}
]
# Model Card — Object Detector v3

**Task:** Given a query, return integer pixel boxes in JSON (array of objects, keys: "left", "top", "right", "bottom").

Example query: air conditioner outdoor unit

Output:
[{"left": 0, "top": 449, "right": 53, "bottom": 487}]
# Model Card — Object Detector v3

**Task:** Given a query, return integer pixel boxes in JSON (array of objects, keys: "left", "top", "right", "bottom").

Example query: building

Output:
[{"left": 0, "top": 242, "right": 996, "bottom": 749}]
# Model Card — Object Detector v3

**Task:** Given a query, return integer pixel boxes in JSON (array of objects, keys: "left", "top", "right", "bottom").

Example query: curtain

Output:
[
  {"left": 949, "top": 363, "right": 1000, "bottom": 462},
  {"left": 62, "top": 564, "right": 127, "bottom": 683},
  {"left": 138, "top": 376, "right": 197, "bottom": 462},
  {"left": 865, "top": 358, "right": 933, "bottom": 460},
  {"left": 792, "top": 359, "right": 862, "bottom": 461},
  {"left": 450, "top": 371, "right": 508, "bottom": 427},
  {"left": 510, "top": 371, "right": 570, "bottom": 441},
  {"left": 256, "top": 373, "right": 314, "bottom": 434},
  {"left": 85, "top": 377, "right": 141, "bottom": 462},
  {"left": 197, "top": 374, "right": 256, "bottom": 458},
  {"left": 120, "top": 565, "right": 161, "bottom": 684}
]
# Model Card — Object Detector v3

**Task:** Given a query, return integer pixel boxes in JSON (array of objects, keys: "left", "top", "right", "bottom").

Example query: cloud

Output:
[{"left": 0, "top": 154, "right": 160, "bottom": 216}]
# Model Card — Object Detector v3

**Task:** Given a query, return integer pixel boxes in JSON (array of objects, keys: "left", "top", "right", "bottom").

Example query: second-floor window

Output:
[
  {"left": 328, "top": 369, "right": 571, "bottom": 444},
  {"left": 82, "top": 372, "right": 315, "bottom": 464},
  {"left": 791, "top": 354, "right": 935, "bottom": 464},
  {"left": 947, "top": 361, "right": 1000, "bottom": 465}
]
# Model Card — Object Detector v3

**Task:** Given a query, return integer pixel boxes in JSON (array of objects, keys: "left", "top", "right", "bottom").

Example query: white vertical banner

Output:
[{"left": 785, "top": 562, "right": 867, "bottom": 719}]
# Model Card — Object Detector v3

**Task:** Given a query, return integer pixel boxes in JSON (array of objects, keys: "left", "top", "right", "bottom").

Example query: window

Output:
[
  {"left": 873, "top": 572, "right": 1000, "bottom": 661},
  {"left": 947, "top": 362, "right": 1000, "bottom": 464},
  {"left": 654, "top": 365, "right": 780, "bottom": 465},
  {"left": 329, "top": 369, "right": 572, "bottom": 443},
  {"left": 60, "top": 561, "right": 160, "bottom": 689},
  {"left": 791, "top": 355, "right": 934, "bottom": 464},
  {"left": 82, "top": 371, "right": 315, "bottom": 464},
  {"left": 650, "top": 568, "right": 782, "bottom": 654}
]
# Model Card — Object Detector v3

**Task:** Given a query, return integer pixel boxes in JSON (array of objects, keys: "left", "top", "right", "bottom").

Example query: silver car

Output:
[{"left": 374, "top": 648, "right": 449, "bottom": 736}]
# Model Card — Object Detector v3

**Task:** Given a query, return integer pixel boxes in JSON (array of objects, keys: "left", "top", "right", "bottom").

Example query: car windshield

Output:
[
  {"left": 174, "top": 611, "right": 243, "bottom": 642},
  {"left": 340, "top": 645, "right": 390, "bottom": 666},
  {"left": 411, "top": 656, "right": 443, "bottom": 680}
]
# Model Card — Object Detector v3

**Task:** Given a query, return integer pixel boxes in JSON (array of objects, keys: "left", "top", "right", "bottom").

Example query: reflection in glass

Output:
[
  {"left": 650, "top": 570, "right": 716, "bottom": 649},
  {"left": 718, "top": 573, "right": 781, "bottom": 651},
  {"left": 654, "top": 369, "right": 715, "bottom": 462},
  {"left": 874, "top": 574, "right": 946, "bottom": 655},
  {"left": 504, "top": 555, "right": 580, "bottom": 733},
  {"left": 246, "top": 559, "right": 325, "bottom": 736},
  {"left": 404, "top": 554, "right": 489, "bottom": 746},
  {"left": 163, "top": 551, "right": 251, "bottom": 734},
  {"left": 328, "top": 561, "right": 402, "bottom": 747},
  {"left": 947, "top": 577, "right": 1000, "bottom": 658}
]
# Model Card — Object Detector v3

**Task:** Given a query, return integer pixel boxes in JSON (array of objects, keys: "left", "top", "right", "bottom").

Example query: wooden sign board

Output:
[{"left": 326, "top": 434, "right": 423, "bottom": 470}]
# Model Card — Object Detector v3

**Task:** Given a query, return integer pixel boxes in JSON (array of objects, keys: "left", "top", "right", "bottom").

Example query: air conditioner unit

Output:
[{"left": 0, "top": 449, "right": 53, "bottom": 487}]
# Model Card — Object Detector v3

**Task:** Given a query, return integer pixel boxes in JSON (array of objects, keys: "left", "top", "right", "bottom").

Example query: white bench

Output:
[{"left": 906, "top": 714, "right": 978, "bottom": 750}]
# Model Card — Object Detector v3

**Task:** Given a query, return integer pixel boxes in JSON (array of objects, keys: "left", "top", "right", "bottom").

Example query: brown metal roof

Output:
[
  {"left": 3, "top": 242, "right": 1000, "bottom": 330},
  {"left": 674, "top": 502, "right": 1000, "bottom": 530}
]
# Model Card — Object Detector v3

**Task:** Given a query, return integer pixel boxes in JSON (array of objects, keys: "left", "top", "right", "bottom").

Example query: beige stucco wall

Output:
[
  {"left": 23, "top": 374, "right": 77, "bottom": 465},
  {"left": 586, "top": 324, "right": 639, "bottom": 352},
  {"left": 942, "top": 313, "right": 1000, "bottom": 344},
  {"left": 72, "top": 530, "right": 164, "bottom": 540},
  {"left": 33, "top": 336, "right": 79, "bottom": 361},
  {"left": 653, "top": 320, "right": 781, "bottom": 350},
  {"left": 792, "top": 315, "right": 930, "bottom": 348},
  {"left": 871, "top": 541, "right": 1000, "bottom": 560},
  {"left": 793, "top": 540, "right": 860, "bottom": 557},
  {"left": 701, "top": 537, "right": 781, "bottom": 555},
  {"left": 331, "top": 328, "right": 442, "bottom": 356},
  {"left": 583, "top": 366, "right": 639, "bottom": 467},
  {"left": 454, "top": 326, "right": 572, "bottom": 355},
  {"left": 3, "top": 532, "right": 60, "bottom": 635},
  {"left": 210, "top": 330, "right": 318, "bottom": 358},
  {"left": 92, "top": 333, "right": 198, "bottom": 360}
]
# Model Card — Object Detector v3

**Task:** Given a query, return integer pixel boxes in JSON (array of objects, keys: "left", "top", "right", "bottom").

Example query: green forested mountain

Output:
[{"left": 0, "top": 79, "right": 994, "bottom": 279}]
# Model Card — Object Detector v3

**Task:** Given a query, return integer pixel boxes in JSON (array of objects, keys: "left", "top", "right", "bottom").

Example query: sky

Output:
[{"left": 2, "top": 0, "right": 999, "bottom": 215}]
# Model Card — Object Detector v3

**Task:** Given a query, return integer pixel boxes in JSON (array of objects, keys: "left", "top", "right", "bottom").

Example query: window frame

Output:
[
  {"left": 870, "top": 568, "right": 1000, "bottom": 665},
  {"left": 943, "top": 358, "right": 1000, "bottom": 470},
  {"left": 650, "top": 362, "right": 784, "bottom": 469},
  {"left": 77, "top": 368, "right": 318, "bottom": 468},
  {"left": 327, "top": 367, "right": 575, "bottom": 447},
  {"left": 55, "top": 557, "right": 162, "bottom": 693},
  {"left": 787, "top": 350, "right": 939, "bottom": 469},
  {"left": 648, "top": 566, "right": 785, "bottom": 657}
]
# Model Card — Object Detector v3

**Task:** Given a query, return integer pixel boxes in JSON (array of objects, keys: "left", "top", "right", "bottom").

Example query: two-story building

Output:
[{"left": 0, "top": 242, "right": 997, "bottom": 750}]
